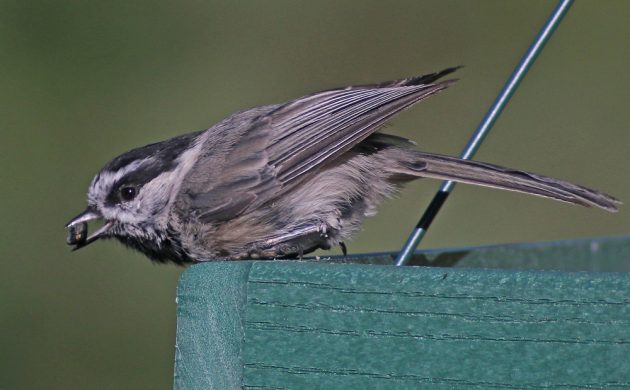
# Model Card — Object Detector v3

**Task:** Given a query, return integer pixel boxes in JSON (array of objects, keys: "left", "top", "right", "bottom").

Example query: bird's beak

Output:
[{"left": 65, "top": 207, "right": 112, "bottom": 250}]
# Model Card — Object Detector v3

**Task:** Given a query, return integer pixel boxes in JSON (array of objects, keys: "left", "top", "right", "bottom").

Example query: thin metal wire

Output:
[{"left": 395, "top": 0, "right": 574, "bottom": 266}]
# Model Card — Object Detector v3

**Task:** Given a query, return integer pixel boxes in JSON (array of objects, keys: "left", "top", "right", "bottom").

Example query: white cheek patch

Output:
[
  {"left": 131, "top": 141, "right": 207, "bottom": 226},
  {"left": 136, "top": 173, "right": 175, "bottom": 212},
  {"left": 166, "top": 134, "right": 208, "bottom": 205}
]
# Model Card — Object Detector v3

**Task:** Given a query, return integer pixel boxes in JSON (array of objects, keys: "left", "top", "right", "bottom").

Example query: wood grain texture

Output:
[
  {"left": 243, "top": 263, "right": 629, "bottom": 389},
  {"left": 174, "top": 262, "right": 251, "bottom": 390},
  {"left": 174, "top": 236, "right": 630, "bottom": 389}
]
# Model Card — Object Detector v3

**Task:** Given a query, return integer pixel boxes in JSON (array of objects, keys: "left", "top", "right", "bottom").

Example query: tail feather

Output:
[{"left": 398, "top": 151, "right": 621, "bottom": 212}]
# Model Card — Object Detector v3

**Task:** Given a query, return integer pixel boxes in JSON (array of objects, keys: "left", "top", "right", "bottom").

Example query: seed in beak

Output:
[{"left": 67, "top": 222, "right": 88, "bottom": 246}]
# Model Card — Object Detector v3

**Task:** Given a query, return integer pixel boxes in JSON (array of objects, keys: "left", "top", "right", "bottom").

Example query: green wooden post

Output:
[
  {"left": 174, "top": 262, "right": 251, "bottom": 389},
  {"left": 174, "top": 236, "right": 630, "bottom": 389}
]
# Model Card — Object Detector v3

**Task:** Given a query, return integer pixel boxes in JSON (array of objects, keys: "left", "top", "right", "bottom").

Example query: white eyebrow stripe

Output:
[{"left": 88, "top": 158, "right": 152, "bottom": 204}]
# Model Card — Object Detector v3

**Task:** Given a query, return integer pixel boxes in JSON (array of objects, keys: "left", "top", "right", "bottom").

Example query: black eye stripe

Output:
[
  {"left": 103, "top": 159, "right": 179, "bottom": 206},
  {"left": 99, "top": 130, "right": 203, "bottom": 208},
  {"left": 100, "top": 131, "right": 201, "bottom": 207}
]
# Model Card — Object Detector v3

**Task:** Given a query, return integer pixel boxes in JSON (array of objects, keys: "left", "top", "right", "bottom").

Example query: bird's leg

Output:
[{"left": 339, "top": 242, "right": 348, "bottom": 256}]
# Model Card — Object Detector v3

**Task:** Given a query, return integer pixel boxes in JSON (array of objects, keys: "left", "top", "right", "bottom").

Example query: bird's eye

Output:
[{"left": 119, "top": 186, "right": 137, "bottom": 202}]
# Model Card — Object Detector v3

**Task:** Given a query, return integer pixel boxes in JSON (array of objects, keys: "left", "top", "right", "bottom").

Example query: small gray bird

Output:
[{"left": 66, "top": 68, "right": 620, "bottom": 264}]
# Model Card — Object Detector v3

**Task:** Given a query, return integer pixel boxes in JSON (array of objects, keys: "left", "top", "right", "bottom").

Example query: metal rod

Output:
[{"left": 395, "top": 0, "right": 574, "bottom": 266}]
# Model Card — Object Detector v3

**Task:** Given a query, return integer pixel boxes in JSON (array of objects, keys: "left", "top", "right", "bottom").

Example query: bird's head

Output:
[{"left": 65, "top": 132, "right": 200, "bottom": 257}]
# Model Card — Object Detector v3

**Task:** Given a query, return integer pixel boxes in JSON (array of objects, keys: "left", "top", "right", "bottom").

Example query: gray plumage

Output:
[{"left": 66, "top": 67, "right": 620, "bottom": 264}]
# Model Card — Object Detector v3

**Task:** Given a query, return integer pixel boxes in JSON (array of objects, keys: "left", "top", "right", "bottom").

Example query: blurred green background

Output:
[{"left": 1, "top": 1, "right": 628, "bottom": 388}]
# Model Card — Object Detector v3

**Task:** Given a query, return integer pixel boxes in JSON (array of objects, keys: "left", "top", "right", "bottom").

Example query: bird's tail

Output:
[{"left": 394, "top": 150, "right": 621, "bottom": 212}]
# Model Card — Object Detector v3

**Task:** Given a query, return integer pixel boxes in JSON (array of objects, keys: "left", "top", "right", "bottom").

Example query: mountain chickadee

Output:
[{"left": 66, "top": 67, "right": 620, "bottom": 264}]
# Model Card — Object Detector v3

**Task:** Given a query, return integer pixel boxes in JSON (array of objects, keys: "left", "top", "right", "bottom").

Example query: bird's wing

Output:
[
  {"left": 265, "top": 67, "right": 458, "bottom": 185},
  {"left": 178, "top": 68, "right": 458, "bottom": 223},
  {"left": 175, "top": 108, "right": 281, "bottom": 224}
]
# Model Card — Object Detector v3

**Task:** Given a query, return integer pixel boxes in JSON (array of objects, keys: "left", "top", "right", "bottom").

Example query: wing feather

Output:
[{"left": 268, "top": 82, "right": 454, "bottom": 183}]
